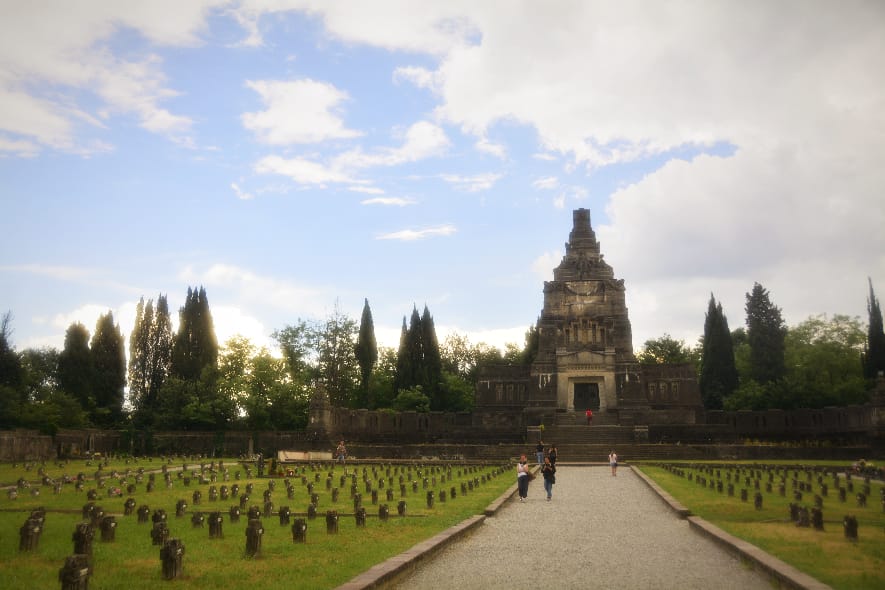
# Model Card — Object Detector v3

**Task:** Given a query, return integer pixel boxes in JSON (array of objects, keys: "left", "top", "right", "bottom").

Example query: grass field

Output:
[
  {"left": 637, "top": 461, "right": 885, "bottom": 590},
  {"left": 0, "top": 457, "right": 514, "bottom": 589}
]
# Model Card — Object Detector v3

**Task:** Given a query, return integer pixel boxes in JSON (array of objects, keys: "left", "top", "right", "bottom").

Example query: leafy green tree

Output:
[
  {"left": 367, "top": 346, "right": 397, "bottom": 410},
  {"left": 317, "top": 302, "right": 359, "bottom": 407},
  {"left": 274, "top": 305, "right": 360, "bottom": 408},
  {"left": 440, "top": 333, "right": 504, "bottom": 383},
  {"left": 781, "top": 314, "right": 868, "bottom": 407},
  {"left": 863, "top": 278, "right": 885, "bottom": 380},
  {"left": 439, "top": 371, "right": 474, "bottom": 412},
  {"left": 273, "top": 319, "right": 319, "bottom": 382},
  {"left": 0, "top": 312, "right": 24, "bottom": 427},
  {"left": 219, "top": 336, "right": 309, "bottom": 430},
  {"left": 58, "top": 322, "right": 93, "bottom": 414},
  {"left": 354, "top": 298, "right": 378, "bottom": 408},
  {"left": 90, "top": 311, "right": 126, "bottom": 426},
  {"left": 156, "top": 364, "right": 230, "bottom": 431},
  {"left": 636, "top": 334, "right": 695, "bottom": 365},
  {"left": 391, "top": 385, "right": 431, "bottom": 412},
  {"left": 699, "top": 294, "right": 739, "bottom": 409},
  {"left": 745, "top": 282, "right": 786, "bottom": 384},
  {"left": 0, "top": 312, "right": 22, "bottom": 389},
  {"left": 502, "top": 326, "right": 539, "bottom": 366}
]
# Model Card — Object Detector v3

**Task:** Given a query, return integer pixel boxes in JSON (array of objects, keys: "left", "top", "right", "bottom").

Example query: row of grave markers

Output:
[
  {"left": 657, "top": 462, "right": 880, "bottom": 541},
  {"left": 10, "top": 460, "right": 509, "bottom": 586}
]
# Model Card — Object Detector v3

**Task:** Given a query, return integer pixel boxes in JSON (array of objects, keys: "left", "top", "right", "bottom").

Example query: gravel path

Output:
[{"left": 392, "top": 465, "right": 772, "bottom": 590}]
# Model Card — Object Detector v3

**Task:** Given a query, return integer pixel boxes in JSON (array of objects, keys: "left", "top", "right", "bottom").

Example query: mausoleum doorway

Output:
[{"left": 574, "top": 382, "right": 600, "bottom": 411}]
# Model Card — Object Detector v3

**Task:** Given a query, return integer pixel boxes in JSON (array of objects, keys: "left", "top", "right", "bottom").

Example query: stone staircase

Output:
[{"left": 539, "top": 424, "right": 635, "bottom": 447}]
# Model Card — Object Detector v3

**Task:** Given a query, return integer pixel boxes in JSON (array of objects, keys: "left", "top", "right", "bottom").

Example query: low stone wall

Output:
[{"left": 0, "top": 429, "right": 53, "bottom": 461}]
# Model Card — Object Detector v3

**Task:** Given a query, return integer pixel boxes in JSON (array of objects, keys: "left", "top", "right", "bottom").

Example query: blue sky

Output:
[{"left": 2, "top": 1, "right": 884, "bottom": 357}]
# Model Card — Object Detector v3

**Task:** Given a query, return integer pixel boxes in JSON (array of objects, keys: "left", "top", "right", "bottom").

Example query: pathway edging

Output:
[{"left": 631, "top": 466, "right": 833, "bottom": 590}]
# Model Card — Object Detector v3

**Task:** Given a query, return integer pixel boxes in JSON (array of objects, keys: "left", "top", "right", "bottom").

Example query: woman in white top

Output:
[
  {"left": 516, "top": 454, "right": 530, "bottom": 501},
  {"left": 609, "top": 450, "right": 618, "bottom": 476}
]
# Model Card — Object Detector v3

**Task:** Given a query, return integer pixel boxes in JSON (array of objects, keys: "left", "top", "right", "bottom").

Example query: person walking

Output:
[
  {"left": 535, "top": 440, "right": 545, "bottom": 467},
  {"left": 336, "top": 440, "right": 347, "bottom": 464},
  {"left": 548, "top": 444, "right": 557, "bottom": 466},
  {"left": 609, "top": 450, "right": 618, "bottom": 476},
  {"left": 516, "top": 454, "right": 530, "bottom": 502},
  {"left": 541, "top": 456, "right": 556, "bottom": 501}
]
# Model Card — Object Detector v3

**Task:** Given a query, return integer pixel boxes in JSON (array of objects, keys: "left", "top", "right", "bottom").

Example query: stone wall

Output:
[{"left": 0, "top": 429, "right": 53, "bottom": 461}]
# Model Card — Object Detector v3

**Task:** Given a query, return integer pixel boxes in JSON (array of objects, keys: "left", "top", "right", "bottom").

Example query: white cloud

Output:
[
  {"left": 348, "top": 186, "right": 385, "bottom": 195},
  {"left": 231, "top": 182, "right": 254, "bottom": 200},
  {"left": 254, "top": 154, "right": 355, "bottom": 185},
  {"left": 475, "top": 136, "right": 506, "bottom": 158},
  {"left": 376, "top": 224, "right": 457, "bottom": 241},
  {"left": 254, "top": 120, "right": 450, "bottom": 187},
  {"left": 242, "top": 78, "right": 362, "bottom": 145},
  {"left": 393, "top": 66, "right": 440, "bottom": 91},
  {"left": 531, "top": 251, "right": 560, "bottom": 284},
  {"left": 441, "top": 172, "right": 502, "bottom": 192},
  {"left": 235, "top": 0, "right": 480, "bottom": 55},
  {"left": 533, "top": 176, "right": 559, "bottom": 190},
  {"left": 0, "top": 135, "right": 39, "bottom": 157},
  {"left": 179, "top": 263, "right": 332, "bottom": 319},
  {"left": 334, "top": 120, "right": 450, "bottom": 169},
  {"left": 361, "top": 197, "right": 416, "bottom": 206},
  {"left": 0, "top": 2, "right": 215, "bottom": 154},
  {"left": 212, "top": 305, "right": 274, "bottom": 351}
]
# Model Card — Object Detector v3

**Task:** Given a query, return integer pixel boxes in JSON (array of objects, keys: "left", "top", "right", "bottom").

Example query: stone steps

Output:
[{"left": 539, "top": 424, "right": 635, "bottom": 446}]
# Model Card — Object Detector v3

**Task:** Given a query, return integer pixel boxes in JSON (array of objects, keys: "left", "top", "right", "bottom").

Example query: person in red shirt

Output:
[{"left": 586, "top": 408, "right": 593, "bottom": 425}]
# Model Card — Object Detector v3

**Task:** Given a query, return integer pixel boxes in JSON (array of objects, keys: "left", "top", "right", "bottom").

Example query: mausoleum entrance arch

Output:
[
  {"left": 565, "top": 376, "right": 607, "bottom": 412},
  {"left": 574, "top": 382, "right": 600, "bottom": 411}
]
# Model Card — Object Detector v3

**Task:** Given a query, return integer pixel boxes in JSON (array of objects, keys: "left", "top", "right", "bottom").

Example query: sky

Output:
[{"left": 1, "top": 1, "right": 884, "bottom": 359}]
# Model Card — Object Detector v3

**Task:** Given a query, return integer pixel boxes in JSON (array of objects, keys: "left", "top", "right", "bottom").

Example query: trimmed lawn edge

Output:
[
  {"left": 632, "top": 465, "right": 833, "bottom": 590},
  {"left": 335, "top": 469, "right": 524, "bottom": 589}
]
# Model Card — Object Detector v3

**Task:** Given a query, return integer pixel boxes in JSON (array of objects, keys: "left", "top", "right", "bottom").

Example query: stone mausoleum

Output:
[{"left": 475, "top": 208, "right": 702, "bottom": 429}]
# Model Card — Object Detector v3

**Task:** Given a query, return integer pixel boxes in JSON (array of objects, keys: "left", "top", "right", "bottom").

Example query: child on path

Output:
[{"left": 609, "top": 450, "right": 618, "bottom": 476}]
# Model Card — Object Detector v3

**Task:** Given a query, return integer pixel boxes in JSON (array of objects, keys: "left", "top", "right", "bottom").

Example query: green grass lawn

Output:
[
  {"left": 636, "top": 461, "right": 885, "bottom": 590},
  {"left": 1, "top": 458, "right": 514, "bottom": 589}
]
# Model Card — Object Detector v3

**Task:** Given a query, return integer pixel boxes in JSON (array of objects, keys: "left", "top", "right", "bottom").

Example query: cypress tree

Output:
[
  {"left": 407, "top": 306, "right": 424, "bottom": 390},
  {"left": 58, "top": 322, "right": 93, "bottom": 413},
  {"left": 699, "top": 294, "right": 739, "bottom": 409},
  {"left": 863, "top": 278, "right": 885, "bottom": 380},
  {"left": 90, "top": 311, "right": 126, "bottom": 426},
  {"left": 393, "top": 316, "right": 409, "bottom": 394},
  {"left": 745, "top": 282, "right": 786, "bottom": 384},
  {"left": 149, "top": 295, "right": 173, "bottom": 406},
  {"left": 128, "top": 298, "right": 151, "bottom": 414},
  {"left": 195, "top": 287, "right": 219, "bottom": 373},
  {"left": 421, "top": 305, "right": 443, "bottom": 409},
  {"left": 354, "top": 298, "right": 378, "bottom": 408},
  {"left": 172, "top": 286, "right": 218, "bottom": 381}
]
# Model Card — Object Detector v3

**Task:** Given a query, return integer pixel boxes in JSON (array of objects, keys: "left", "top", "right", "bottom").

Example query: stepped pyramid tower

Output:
[
  {"left": 528, "top": 208, "right": 637, "bottom": 415},
  {"left": 475, "top": 208, "right": 701, "bottom": 429}
]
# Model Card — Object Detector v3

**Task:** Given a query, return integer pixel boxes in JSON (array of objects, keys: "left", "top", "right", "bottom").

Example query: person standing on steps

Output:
[
  {"left": 536, "top": 440, "right": 545, "bottom": 467},
  {"left": 541, "top": 456, "right": 556, "bottom": 501},
  {"left": 586, "top": 408, "right": 593, "bottom": 425},
  {"left": 609, "top": 450, "right": 618, "bottom": 476},
  {"left": 516, "top": 454, "right": 530, "bottom": 502}
]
